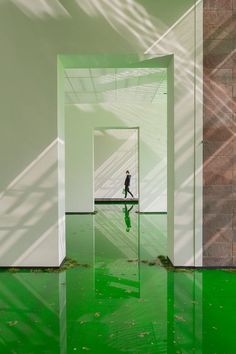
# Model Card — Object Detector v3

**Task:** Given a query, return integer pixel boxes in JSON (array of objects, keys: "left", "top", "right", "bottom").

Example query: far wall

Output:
[{"left": 94, "top": 129, "right": 138, "bottom": 199}]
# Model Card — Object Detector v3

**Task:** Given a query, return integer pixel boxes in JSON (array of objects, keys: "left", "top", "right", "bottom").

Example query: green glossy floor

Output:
[{"left": 1, "top": 204, "right": 236, "bottom": 353}]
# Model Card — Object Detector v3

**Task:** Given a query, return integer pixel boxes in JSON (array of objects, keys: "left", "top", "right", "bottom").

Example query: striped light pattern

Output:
[{"left": 64, "top": 68, "right": 167, "bottom": 104}]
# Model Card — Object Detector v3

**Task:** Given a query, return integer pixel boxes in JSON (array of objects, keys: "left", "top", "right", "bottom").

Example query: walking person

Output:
[{"left": 124, "top": 170, "right": 134, "bottom": 199}]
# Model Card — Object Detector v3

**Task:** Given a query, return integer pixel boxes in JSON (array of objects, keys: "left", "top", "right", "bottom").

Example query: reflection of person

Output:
[
  {"left": 123, "top": 204, "right": 134, "bottom": 232},
  {"left": 124, "top": 170, "right": 134, "bottom": 198}
]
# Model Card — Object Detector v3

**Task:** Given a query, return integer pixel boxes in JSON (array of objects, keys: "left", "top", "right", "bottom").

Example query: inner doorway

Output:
[{"left": 94, "top": 128, "right": 139, "bottom": 202}]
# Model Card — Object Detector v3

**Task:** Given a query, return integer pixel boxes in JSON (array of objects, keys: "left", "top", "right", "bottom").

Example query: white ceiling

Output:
[{"left": 64, "top": 68, "right": 167, "bottom": 104}]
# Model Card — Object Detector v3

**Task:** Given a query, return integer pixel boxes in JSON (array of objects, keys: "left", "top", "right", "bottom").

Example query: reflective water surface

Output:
[{"left": 0, "top": 204, "right": 236, "bottom": 353}]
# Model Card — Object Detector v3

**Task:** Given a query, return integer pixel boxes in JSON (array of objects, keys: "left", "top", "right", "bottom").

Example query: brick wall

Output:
[{"left": 203, "top": 0, "right": 236, "bottom": 266}]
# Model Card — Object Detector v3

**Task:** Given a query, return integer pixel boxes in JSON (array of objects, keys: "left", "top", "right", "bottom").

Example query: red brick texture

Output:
[{"left": 203, "top": 0, "right": 236, "bottom": 266}]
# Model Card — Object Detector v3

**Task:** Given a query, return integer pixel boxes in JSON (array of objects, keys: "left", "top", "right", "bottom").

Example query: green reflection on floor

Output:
[{"left": 0, "top": 204, "right": 236, "bottom": 353}]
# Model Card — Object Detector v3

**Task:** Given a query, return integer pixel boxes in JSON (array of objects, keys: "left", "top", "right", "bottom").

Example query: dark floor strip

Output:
[
  {"left": 95, "top": 198, "right": 139, "bottom": 204},
  {"left": 66, "top": 211, "right": 97, "bottom": 215}
]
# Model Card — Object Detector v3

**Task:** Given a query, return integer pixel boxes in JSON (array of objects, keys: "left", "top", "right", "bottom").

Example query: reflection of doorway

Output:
[
  {"left": 94, "top": 128, "right": 139, "bottom": 202},
  {"left": 95, "top": 204, "right": 140, "bottom": 299}
]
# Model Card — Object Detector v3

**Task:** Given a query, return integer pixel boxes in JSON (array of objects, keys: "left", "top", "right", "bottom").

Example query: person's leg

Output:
[
  {"left": 127, "top": 187, "right": 134, "bottom": 198},
  {"left": 124, "top": 186, "right": 128, "bottom": 198}
]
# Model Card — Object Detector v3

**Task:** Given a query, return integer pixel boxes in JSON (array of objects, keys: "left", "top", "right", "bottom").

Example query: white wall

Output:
[
  {"left": 0, "top": 0, "right": 202, "bottom": 266},
  {"left": 65, "top": 100, "right": 167, "bottom": 213},
  {"left": 145, "top": 0, "right": 203, "bottom": 266},
  {"left": 0, "top": 140, "right": 61, "bottom": 266},
  {"left": 94, "top": 129, "right": 138, "bottom": 199}
]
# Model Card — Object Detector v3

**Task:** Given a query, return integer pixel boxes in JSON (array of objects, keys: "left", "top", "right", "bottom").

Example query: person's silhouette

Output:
[
  {"left": 124, "top": 170, "right": 134, "bottom": 199},
  {"left": 123, "top": 204, "right": 134, "bottom": 232}
]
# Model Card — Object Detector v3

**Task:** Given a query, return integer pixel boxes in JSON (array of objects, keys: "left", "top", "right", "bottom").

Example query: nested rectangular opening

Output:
[{"left": 94, "top": 128, "right": 139, "bottom": 202}]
